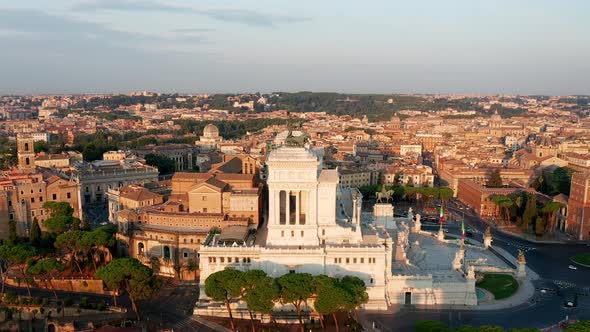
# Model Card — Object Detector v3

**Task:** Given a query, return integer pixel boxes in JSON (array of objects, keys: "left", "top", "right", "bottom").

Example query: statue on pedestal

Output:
[{"left": 376, "top": 186, "right": 393, "bottom": 203}]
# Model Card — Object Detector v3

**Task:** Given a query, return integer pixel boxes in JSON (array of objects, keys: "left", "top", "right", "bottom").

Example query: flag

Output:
[
  {"left": 439, "top": 205, "right": 445, "bottom": 224},
  {"left": 461, "top": 220, "right": 466, "bottom": 240}
]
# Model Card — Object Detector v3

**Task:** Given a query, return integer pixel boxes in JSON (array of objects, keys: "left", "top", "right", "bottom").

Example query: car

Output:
[
  {"left": 563, "top": 293, "right": 578, "bottom": 308},
  {"left": 568, "top": 265, "right": 578, "bottom": 270}
]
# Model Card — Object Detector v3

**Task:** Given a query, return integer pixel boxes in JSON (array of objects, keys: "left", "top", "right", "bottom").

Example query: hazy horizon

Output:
[{"left": 1, "top": 0, "right": 589, "bottom": 95}]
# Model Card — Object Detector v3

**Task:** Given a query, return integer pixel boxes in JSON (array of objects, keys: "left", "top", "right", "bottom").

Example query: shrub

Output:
[
  {"left": 3, "top": 292, "right": 17, "bottom": 305},
  {"left": 96, "top": 301, "right": 107, "bottom": 311}
]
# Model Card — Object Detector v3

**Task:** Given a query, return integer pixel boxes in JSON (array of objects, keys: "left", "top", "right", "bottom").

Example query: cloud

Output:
[
  {"left": 0, "top": 8, "right": 208, "bottom": 47},
  {"left": 73, "top": 0, "right": 310, "bottom": 27}
]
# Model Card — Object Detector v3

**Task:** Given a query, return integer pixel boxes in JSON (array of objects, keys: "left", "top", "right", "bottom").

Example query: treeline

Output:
[
  {"left": 174, "top": 118, "right": 286, "bottom": 138},
  {"left": 205, "top": 269, "right": 367, "bottom": 332},
  {"left": 72, "top": 94, "right": 196, "bottom": 110},
  {"left": 415, "top": 319, "right": 590, "bottom": 331},
  {"left": 490, "top": 192, "right": 564, "bottom": 236}
]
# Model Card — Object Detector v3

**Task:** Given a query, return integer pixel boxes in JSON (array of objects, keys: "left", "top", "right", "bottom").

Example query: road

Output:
[
  {"left": 4, "top": 282, "right": 215, "bottom": 331},
  {"left": 365, "top": 199, "right": 590, "bottom": 331}
]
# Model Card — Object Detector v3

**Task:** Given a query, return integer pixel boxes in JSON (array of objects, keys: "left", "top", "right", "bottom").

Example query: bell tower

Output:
[{"left": 17, "top": 133, "right": 36, "bottom": 172}]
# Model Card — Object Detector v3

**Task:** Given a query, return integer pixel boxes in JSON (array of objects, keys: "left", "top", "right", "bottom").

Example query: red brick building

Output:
[{"left": 567, "top": 172, "right": 590, "bottom": 240}]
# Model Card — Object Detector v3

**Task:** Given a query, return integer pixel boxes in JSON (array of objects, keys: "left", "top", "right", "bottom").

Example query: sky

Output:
[{"left": 0, "top": 0, "right": 589, "bottom": 95}]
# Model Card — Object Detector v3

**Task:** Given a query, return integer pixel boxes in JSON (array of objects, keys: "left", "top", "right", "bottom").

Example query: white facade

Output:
[
  {"left": 198, "top": 145, "right": 390, "bottom": 310},
  {"left": 196, "top": 144, "right": 519, "bottom": 319}
]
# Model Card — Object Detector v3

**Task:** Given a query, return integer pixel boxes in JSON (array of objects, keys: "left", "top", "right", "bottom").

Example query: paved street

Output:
[{"left": 364, "top": 199, "right": 590, "bottom": 331}]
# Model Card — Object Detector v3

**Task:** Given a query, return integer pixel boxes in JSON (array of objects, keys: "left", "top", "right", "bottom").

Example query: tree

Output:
[
  {"left": 95, "top": 258, "right": 161, "bottom": 320},
  {"left": 0, "top": 244, "right": 37, "bottom": 296},
  {"left": 28, "top": 258, "right": 64, "bottom": 299},
  {"left": 487, "top": 169, "right": 503, "bottom": 188},
  {"left": 29, "top": 218, "right": 41, "bottom": 247},
  {"left": 43, "top": 201, "right": 74, "bottom": 218},
  {"left": 242, "top": 270, "right": 278, "bottom": 332},
  {"left": 42, "top": 202, "right": 79, "bottom": 234},
  {"left": 276, "top": 273, "right": 314, "bottom": 332},
  {"left": 54, "top": 230, "right": 87, "bottom": 274},
  {"left": 80, "top": 225, "right": 116, "bottom": 272},
  {"left": 414, "top": 320, "right": 449, "bottom": 332},
  {"left": 521, "top": 194, "right": 537, "bottom": 231},
  {"left": 565, "top": 320, "right": 590, "bottom": 331},
  {"left": 8, "top": 219, "right": 18, "bottom": 245},
  {"left": 438, "top": 187, "right": 454, "bottom": 207},
  {"left": 552, "top": 167, "right": 575, "bottom": 195},
  {"left": 340, "top": 275, "right": 368, "bottom": 319},
  {"left": 540, "top": 201, "right": 565, "bottom": 234},
  {"left": 314, "top": 275, "right": 347, "bottom": 332},
  {"left": 205, "top": 268, "right": 245, "bottom": 331},
  {"left": 491, "top": 195, "right": 513, "bottom": 225},
  {"left": 144, "top": 153, "right": 176, "bottom": 175}
]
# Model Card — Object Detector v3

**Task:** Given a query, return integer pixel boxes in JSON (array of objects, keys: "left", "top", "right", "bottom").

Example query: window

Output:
[
  {"left": 322, "top": 229, "right": 325, "bottom": 236},
  {"left": 67, "top": 193, "right": 71, "bottom": 199},
  {"left": 220, "top": 257, "right": 225, "bottom": 263},
  {"left": 346, "top": 258, "right": 350, "bottom": 264},
  {"left": 361, "top": 258, "right": 364, "bottom": 264},
  {"left": 353, "top": 258, "right": 357, "bottom": 264},
  {"left": 184, "top": 239, "right": 186, "bottom": 243},
  {"left": 31, "top": 210, "right": 35, "bottom": 216},
  {"left": 289, "top": 269, "right": 295, "bottom": 274},
  {"left": 334, "top": 258, "right": 338, "bottom": 263},
  {"left": 301, "top": 230, "right": 304, "bottom": 237},
  {"left": 281, "top": 230, "right": 284, "bottom": 237},
  {"left": 228, "top": 257, "right": 232, "bottom": 263},
  {"left": 8, "top": 200, "right": 11, "bottom": 207},
  {"left": 85, "top": 187, "right": 89, "bottom": 193},
  {"left": 52, "top": 194, "right": 57, "bottom": 200},
  {"left": 202, "top": 196, "right": 206, "bottom": 201},
  {"left": 31, "top": 197, "right": 35, "bottom": 203},
  {"left": 183, "top": 252, "right": 188, "bottom": 258},
  {"left": 203, "top": 208, "right": 207, "bottom": 213},
  {"left": 291, "top": 230, "right": 294, "bottom": 237},
  {"left": 39, "top": 188, "right": 42, "bottom": 193},
  {"left": 39, "top": 197, "right": 43, "bottom": 202}
]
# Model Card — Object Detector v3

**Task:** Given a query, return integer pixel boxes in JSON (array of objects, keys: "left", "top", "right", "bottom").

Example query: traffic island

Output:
[
  {"left": 571, "top": 253, "right": 590, "bottom": 267},
  {"left": 476, "top": 274, "right": 519, "bottom": 300}
]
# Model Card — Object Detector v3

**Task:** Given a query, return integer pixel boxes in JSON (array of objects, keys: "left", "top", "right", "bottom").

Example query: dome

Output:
[
  {"left": 203, "top": 124, "right": 219, "bottom": 138},
  {"left": 391, "top": 114, "right": 401, "bottom": 122},
  {"left": 490, "top": 110, "right": 502, "bottom": 122}
]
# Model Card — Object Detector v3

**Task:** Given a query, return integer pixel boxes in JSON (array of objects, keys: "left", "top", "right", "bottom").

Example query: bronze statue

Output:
[{"left": 284, "top": 118, "right": 309, "bottom": 147}]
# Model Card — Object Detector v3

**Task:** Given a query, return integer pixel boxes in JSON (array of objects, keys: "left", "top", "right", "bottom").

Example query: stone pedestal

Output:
[
  {"left": 413, "top": 214, "right": 421, "bottom": 233},
  {"left": 483, "top": 227, "right": 492, "bottom": 249},
  {"left": 437, "top": 226, "right": 445, "bottom": 241},
  {"left": 453, "top": 244, "right": 465, "bottom": 270},
  {"left": 517, "top": 250, "right": 527, "bottom": 279},
  {"left": 373, "top": 203, "right": 395, "bottom": 229}
]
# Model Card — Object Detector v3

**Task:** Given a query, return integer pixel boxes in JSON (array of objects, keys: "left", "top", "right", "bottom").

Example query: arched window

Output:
[
  {"left": 24, "top": 143, "right": 29, "bottom": 151},
  {"left": 25, "top": 157, "right": 30, "bottom": 165},
  {"left": 138, "top": 242, "right": 145, "bottom": 256},
  {"left": 163, "top": 246, "right": 171, "bottom": 260}
]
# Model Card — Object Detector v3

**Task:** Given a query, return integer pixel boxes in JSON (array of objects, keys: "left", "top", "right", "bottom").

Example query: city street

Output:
[{"left": 364, "top": 200, "right": 590, "bottom": 331}]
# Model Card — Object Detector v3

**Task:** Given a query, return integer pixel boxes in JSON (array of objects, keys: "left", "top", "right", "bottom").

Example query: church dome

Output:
[
  {"left": 490, "top": 110, "right": 502, "bottom": 122},
  {"left": 203, "top": 124, "right": 219, "bottom": 138},
  {"left": 391, "top": 114, "right": 401, "bottom": 123}
]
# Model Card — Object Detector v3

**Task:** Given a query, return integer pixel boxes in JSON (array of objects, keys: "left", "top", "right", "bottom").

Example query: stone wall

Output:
[{"left": 5, "top": 278, "right": 111, "bottom": 295}]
